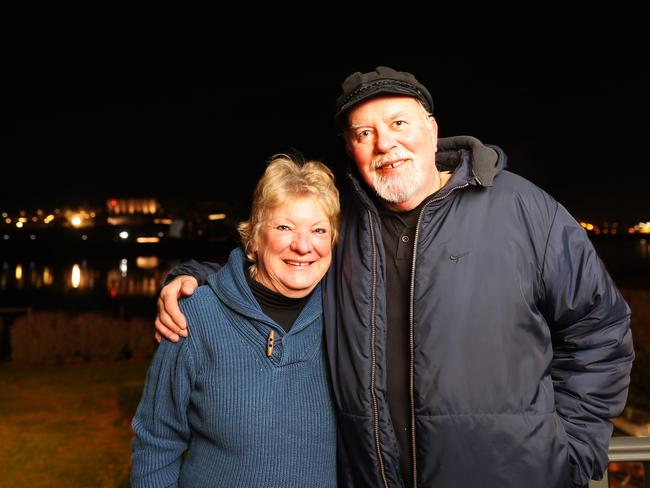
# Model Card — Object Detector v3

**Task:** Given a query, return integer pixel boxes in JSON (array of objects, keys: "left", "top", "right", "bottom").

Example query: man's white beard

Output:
[{"left": 372, "top": 162, "right": 424, "bottom": 203}]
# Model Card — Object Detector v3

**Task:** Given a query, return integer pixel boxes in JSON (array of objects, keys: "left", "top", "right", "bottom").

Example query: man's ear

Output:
[{"left": 429, "top": 116, "right": 438, "bottom": 151}]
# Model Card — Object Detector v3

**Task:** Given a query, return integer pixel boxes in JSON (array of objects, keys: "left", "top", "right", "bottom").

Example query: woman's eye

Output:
[{"left": 276, "top": 225, "right": 291, "bottom": 231}]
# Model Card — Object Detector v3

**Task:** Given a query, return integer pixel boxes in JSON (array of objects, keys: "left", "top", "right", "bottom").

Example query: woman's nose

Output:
[{"left": 290, "top": 231, "right": 313, "bottom": 254}]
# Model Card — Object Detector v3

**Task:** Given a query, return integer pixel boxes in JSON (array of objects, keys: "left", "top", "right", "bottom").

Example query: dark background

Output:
[{"left": 2, "top": 6, "right": 649, "bottom": 224}]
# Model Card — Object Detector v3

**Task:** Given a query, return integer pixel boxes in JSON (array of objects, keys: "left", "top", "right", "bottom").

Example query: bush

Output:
[{"left": 10, "top": 312, "right": 156, "bottom": 365}]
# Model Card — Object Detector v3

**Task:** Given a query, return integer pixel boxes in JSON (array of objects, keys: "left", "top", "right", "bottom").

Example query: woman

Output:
[{"left": 131, "top": 155, "right": 340, "bottom": 487}]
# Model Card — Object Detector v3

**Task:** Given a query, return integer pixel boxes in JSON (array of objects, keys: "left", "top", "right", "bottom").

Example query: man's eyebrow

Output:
[{"left": 348, "top": 123, "right": 369, "bottom": 131}]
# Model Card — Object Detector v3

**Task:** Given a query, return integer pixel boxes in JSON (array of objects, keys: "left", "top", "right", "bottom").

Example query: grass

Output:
[
  {"left": 0, "top": 339, "right": 649, "bottom": 487},
  {"left": 0, "top": 361, "right": 149, "bottom": 488}
]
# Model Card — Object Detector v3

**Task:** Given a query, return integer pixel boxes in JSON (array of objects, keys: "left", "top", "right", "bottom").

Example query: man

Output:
[{"left": 155, "top": 66, "right": 634, "bottom": 487}]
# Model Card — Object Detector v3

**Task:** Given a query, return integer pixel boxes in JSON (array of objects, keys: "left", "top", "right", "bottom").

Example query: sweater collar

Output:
[{"left": 208, "top": 247, "right": 322, "bottom": 336}]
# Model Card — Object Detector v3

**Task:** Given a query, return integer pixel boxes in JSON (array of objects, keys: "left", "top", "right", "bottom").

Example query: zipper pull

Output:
[{"left": 266, "top": 329, "right": 275, "bottom": 358}]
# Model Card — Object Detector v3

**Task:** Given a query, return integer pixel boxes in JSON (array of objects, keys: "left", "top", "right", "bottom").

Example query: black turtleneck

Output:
[{"left": 246, "top": 274, "right": 312, "bottom": 332}]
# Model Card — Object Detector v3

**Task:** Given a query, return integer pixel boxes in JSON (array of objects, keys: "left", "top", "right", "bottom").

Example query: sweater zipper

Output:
[
  {"left": 409, "top": 182, "right": 469, "bottom": 487},
  {"left": 368, "top": 209, "right": 390, "bottom": 487}
]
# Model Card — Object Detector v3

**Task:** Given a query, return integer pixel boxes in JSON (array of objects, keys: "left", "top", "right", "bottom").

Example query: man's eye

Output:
[{"left": 394, "top": 120, "right": 406, "bottom": 127}]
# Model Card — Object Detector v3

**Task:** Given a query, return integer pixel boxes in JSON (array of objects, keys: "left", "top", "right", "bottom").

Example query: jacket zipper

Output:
[
  {"left": 368, "top": 210, "right": 390, "bottom": 487},
  {"left": 408, "top": 183, "right": 469, "bottom": 487}
]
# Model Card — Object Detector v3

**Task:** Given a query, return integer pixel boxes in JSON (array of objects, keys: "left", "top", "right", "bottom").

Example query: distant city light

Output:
[
  {"left": 208, "top": 213, "right": 226, "bottom": 221},
  {"left": 638, "top": 223, "right": 650, "bottom": 234},
  {"left": 15, "top": 222, "right": 23, "bottom": 228},
  {"left": 15, "top": 264, "right": 23, "bottom": 280},
  {"left": 119, "top": 231, "right": 129, "bottom": 239},
  {"left": 120, "top": 258, "right": 128, "bottom": 277},
  {"left": 71, "top": 216, "right": 82, "bottom": 227}
]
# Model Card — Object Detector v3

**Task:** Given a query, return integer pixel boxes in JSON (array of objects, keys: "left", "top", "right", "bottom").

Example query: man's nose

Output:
[
  {"left": 291, "top": 231, "right": 313, "bottom": 254},
  {"left": 375, "top": 128, "right": 397, "bottom": 153}
]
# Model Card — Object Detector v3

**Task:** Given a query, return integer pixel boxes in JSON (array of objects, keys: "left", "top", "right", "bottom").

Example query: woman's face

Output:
[{"left": 253, "top": 195, "right": 333, "bottom": 298}]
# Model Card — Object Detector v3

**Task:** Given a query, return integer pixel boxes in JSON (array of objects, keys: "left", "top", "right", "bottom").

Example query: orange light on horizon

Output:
[{"left": 637, "top": 222, "right": 650, "bottom": 234}]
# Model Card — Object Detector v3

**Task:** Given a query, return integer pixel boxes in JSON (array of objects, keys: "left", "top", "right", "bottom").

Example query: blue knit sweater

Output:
[{"left": 131, "top": 248, "right": 337, "bottom": 487}]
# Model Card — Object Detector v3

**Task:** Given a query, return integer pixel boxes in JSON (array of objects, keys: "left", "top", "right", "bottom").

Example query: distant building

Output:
[{"left": 107, "top": 197, "right": 159, "bottom": 215}]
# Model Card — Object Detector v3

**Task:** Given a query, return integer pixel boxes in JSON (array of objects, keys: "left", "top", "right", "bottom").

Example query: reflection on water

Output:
[
  {"left": 0, "top": 256, "right": 185, "bottom": 316},
  {"left": 71, "top": 264, "right": 81, "bottom": 288},
  {"left": 1, "top": 257, "right": 166, "bottom": 298},
  {"left": 0, "top": 238, "right": 647, "bottom": 314},
  {"left": 592, "top": 238, "right": 650, "bottom": 289}
]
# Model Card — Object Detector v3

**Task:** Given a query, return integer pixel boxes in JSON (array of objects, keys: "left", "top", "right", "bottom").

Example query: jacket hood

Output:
[
  {"left": 205, "top": 248, "right": 273, "bottom": 327},
  {"left": 436, "top": 135, "right": 505, "bottom": 187}
]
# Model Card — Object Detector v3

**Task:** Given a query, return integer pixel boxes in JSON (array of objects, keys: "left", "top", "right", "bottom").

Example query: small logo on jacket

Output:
[{"left": 449, "top": 252, "right": 469, "bottom": 262}]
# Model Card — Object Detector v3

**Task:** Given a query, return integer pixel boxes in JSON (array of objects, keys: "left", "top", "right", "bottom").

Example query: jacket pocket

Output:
[{"left": 415, "top": 412, "right": 571, "bottom": 488}]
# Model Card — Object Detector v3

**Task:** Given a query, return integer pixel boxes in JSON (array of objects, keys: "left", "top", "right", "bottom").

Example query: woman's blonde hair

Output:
[{"left": 238, "top": 154, "right": 340, "bottom": 278}]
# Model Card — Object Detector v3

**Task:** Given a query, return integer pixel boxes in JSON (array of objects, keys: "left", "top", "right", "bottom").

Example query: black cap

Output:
[{"left": 335, "top": 66, "right": 433, "bottom": 123}]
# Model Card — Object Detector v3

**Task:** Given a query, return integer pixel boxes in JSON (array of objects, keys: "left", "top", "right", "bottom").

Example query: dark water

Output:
[
  {"left": 0, "top": 237, "right": 648, "bottom": 317},
  {"left": 0, "top": 248, "right": 231, "bottom": 318},
  {"left": 591, "top": 237, "right": 650, "bottom": 289}
]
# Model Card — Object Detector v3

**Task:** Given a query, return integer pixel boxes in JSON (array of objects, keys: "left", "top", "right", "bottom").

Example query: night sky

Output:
[{"left": 3, "top": 7, "right": 649, "bottom": 224}]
